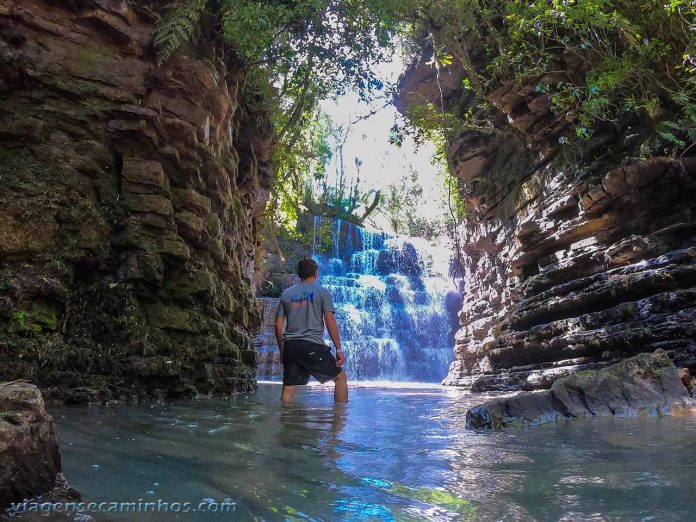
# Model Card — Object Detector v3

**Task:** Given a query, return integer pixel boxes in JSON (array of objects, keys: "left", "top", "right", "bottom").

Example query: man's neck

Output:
[{"left": 301, "top": 277, "right": 318, "bottom": 283}]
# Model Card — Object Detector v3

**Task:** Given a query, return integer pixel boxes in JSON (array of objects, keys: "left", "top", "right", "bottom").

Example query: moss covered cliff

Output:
[{"left": 0, "top": 0, "right": 273, "bottom": 401}]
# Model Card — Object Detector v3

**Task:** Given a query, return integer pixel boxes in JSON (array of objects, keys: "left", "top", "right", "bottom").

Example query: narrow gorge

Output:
[
  {"left": 2, "top": 0, "right": 694, "bottom": 401},
  {"left": 1, "top": 0, "right": 696, "bottom": 519}
]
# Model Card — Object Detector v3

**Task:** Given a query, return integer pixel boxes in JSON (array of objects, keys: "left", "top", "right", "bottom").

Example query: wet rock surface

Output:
[
  {"left": 253, "top": 297, "right": 282, "bottom": 379},
  {"left": 0, "top": 0, "right": 273, "bottom": 400},
  {"left": 466, "top": 350, "right": 693, "bottom": 429},
  {"left": 0, "top": 382, "right": 61, "bottom": 510},
  {"left": 398, "top": 41, "right": 696, "bottom": 391}
]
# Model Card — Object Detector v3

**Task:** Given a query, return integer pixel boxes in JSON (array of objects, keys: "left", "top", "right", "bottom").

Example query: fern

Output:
[
  {"left": 10, "top": 309, "right": 26, "bottom": 330},
  {"left": 153, "top": 0, "right": 208, "bottom": 65}
]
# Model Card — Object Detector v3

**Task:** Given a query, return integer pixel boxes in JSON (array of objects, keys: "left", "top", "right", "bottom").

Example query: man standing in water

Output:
[{"left": 275, "top": 258, "right": 348, "bottom": 403}]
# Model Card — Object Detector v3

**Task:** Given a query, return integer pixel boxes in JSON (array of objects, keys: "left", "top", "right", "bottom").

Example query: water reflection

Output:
[{"left": 43, "top": 384, "right": 696, "bottom": 522}]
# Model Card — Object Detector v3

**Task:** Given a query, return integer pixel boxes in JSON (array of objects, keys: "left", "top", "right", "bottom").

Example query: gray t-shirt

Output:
[{"left": 276, "top": 282, "right": 335, "bottom": 345}]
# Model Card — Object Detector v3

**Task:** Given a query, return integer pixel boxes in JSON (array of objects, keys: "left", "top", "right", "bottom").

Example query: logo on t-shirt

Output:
[{"left": 290, "top": 291, "right": 314, "bottom": 309}]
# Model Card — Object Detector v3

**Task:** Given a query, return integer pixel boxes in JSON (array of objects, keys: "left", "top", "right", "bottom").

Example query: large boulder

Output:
[
  {"left": 466, "top": 350, "right": 693, "bottom": 429},
  {"left": 0, "top": 382, "right": 61, "bottom": 510}
]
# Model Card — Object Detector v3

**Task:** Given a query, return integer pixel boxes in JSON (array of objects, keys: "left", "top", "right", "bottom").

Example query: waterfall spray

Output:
[{"left": 312, "top": 217, "right": 456, "bottom": 382}]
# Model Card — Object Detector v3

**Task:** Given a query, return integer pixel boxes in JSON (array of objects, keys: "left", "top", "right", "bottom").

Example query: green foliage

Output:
[
  {"left": 303, "top": 134, "right": 382, "bottom": 225},
  {"left": 308, "top": 217, "right": 343, "bottom": 255},
  {"left": 267, "top": 109, "right": 336, "bottom": 234},
  {"left": 380, "top": 168, "right": 443, "bottom": 237},
  {"left": 655, "top": 120, "right": 687, "bottom": 147},
  {"left": 155, "top": 0, "right": 696, "bottom": 241},
  {"left": 154, "top": 1, "right": 399, "bottom": 98},
  {"left": 443, "top": 174, "right": 468, "bottom": 223},
  {"left": 8, "top": 303, "right": 58, "bottom": 335},
  {"left": 153, "top": 0, "right": 207, "bottom": 65},
  {"left": 9, "top": 309, "right": 42, "bottom": 335},
  {"left": 155, "top": 1, "right": 403, "bottom": 238},
  {"left": 395, "top": 103, "right": 459, "bottom": 146},
  {"left": 392, "top": 98, "right": 498, "bottom": 151},
  {"left": 394, "top": 0, "right": 696, "bottom": 154},
  {"left": 11, "top": 309, "right": 26, "bottom": 331},
  {"left": 495, "top": 0, "right": 692, "bottom": 133}
]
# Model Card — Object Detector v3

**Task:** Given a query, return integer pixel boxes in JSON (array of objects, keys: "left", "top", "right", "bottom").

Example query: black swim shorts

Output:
[{"left": 282, "top": 339, "right": 342, "bottom": 385}]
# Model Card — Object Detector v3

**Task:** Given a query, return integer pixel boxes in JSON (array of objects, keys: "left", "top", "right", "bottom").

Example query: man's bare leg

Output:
[
  {"left": 333, "top": 371, "right": 348, "bottom": 403},
  {"left": 281, "top": 385, "right": 297, "bottom": 404}
]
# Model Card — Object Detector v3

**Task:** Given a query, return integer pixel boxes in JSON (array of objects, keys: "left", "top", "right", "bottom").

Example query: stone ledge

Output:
[{"left": 466, "top": 350, "right": 693, "bottom": 429}]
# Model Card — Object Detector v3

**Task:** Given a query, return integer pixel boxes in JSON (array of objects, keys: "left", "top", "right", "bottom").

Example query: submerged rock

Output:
[
  {"left": 0, "top": 382, "right": 61, "bottom": 510},
  {"left": 466, "top": 350, "right": 693, "bottom": 429}
]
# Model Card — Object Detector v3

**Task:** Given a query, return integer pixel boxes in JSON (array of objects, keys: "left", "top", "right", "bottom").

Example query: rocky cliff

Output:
[
  {"left": 0, "top": 0, "right": 272, "bottom": 401},
  {"left": 398, "top": 47, "right": 696, "bottom": 391}
]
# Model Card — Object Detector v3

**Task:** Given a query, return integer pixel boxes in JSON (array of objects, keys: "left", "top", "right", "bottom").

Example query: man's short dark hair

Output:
[{"left": 298, "top": 258, "right": 318, "bottom": 280}]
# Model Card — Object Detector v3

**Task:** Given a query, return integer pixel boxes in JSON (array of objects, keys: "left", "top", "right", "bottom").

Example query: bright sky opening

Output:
[{"left": 318, "top": 50, "right": 447, "bottom": 233}]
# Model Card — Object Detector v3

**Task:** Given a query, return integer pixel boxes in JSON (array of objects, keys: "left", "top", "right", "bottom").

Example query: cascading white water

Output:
[{"left": 313, "top": 216, "right": 458, "bottom": 382}]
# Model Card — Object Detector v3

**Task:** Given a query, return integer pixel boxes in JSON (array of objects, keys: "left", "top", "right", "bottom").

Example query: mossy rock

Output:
[
  {"left": 467, "top": 350, "right": 691, "bottom": 429},
  {"left": 67, "top": 282, "right": 150, "bottom": 351},
  {"left": 8, "top": 309, "right": 43, "bottom": 336},
  {"left": 118, "top": 223, "right": 159, "bottom": 252},
  {"left": 165, "top": 270, "right": 217, "bottom": 300},
  {"left": 29, "top": 300, "right": 58, "bottom": 331},
  {"left": 145, "top": 302, "right": 197, "bottom": 332},
  {"left": 0, "top": 270, "right": 11, "bottom": 292}
]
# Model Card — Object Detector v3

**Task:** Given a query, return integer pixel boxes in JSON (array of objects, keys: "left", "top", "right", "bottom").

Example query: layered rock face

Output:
[
  {"left": 466, "top": 350, "right": 693, "bottom": 429},
  {"left": 0, "top": 0, "right": 272, "bottom": 400},
  {"left": 399, "top": 48, "right": 696, "bottom": 391},
  {"left": 0, "top": 382, "right": 61, "bottom": 509}
]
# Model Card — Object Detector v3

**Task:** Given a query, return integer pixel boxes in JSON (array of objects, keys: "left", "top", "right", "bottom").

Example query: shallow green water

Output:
[{"left": 46, "top": 384, "right": 696, "bottom": 521}]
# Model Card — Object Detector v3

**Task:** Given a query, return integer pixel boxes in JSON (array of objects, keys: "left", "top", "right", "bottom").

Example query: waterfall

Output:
[{"left": 311, "top": 216, "right": 457, "bottom": 382}]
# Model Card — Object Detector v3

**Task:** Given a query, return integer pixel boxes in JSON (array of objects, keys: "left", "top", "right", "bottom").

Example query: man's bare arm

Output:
[
  {"left": 324, "top": 311, "right": 345, "bottom": 367},
  {"left": 275, "top": 316, "right": 285, "bottom": 357}
]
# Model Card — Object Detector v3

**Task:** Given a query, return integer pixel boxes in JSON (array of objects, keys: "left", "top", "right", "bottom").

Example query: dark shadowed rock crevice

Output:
[
  {"left": 466, "top": 350, "right": 694, "bottom": 429},
  {"left": 0, "top": 0, "right": 272, "bottom": 401}
]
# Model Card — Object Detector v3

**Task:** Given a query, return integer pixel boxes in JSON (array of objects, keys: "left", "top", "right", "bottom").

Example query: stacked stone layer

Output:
[
  {"left": 0, "top": 0, "right": 272, "bottom": 400},
  {"left": 398, "top": 46, "right": 696, "bottom": 391}
]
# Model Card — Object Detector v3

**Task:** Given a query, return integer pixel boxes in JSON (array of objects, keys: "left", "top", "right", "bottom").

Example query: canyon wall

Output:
[
  {"left": 398, "top": 48, "right": 696, "bottom": 391},
  {"left": 0, "top": 0, "right": 272, "bottom": 401}
]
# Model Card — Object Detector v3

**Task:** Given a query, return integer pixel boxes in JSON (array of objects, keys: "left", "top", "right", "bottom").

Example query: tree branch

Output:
[
  {"left": 271, "top": 60, "right": 314, "bottom": 152},
  {"left": 360, "top": 190, "right": 381, "bottom": 222}
]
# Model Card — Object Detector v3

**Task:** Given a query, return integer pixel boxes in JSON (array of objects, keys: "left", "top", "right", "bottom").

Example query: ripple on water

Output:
[{"left": 45, "top": 384, "right": 696, "bottom": 521}]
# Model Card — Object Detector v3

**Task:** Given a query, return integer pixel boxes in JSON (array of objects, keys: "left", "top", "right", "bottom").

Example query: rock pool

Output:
[{"left": 47, "top": 384, "right": 696, "bottom": 521}]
